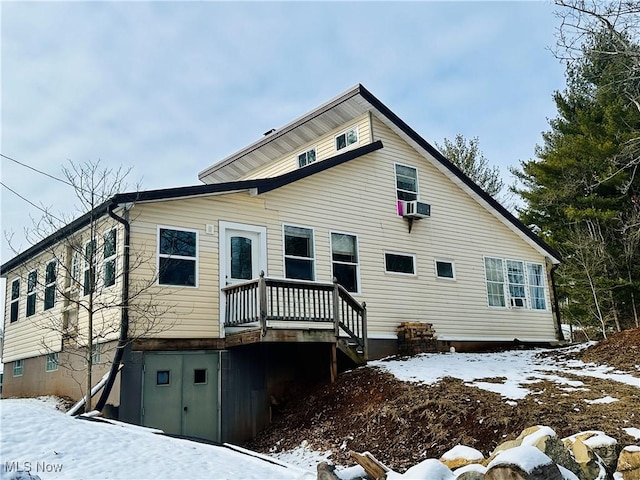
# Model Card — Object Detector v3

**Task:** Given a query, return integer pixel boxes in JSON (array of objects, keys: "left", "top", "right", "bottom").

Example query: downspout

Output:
[
  {"left": 550, "top": 264, "right": 563, "bottom": 342},
  {"left": 95, "top": 201, "right": 131, "bottom": 412}
]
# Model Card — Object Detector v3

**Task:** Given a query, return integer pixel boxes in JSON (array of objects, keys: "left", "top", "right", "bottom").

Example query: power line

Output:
[
  {"left": 0, "top": 153, "right": 74, "bottom": 188},
  {"left": 0, "top": 181, "right": 64, "bottom": 223}
]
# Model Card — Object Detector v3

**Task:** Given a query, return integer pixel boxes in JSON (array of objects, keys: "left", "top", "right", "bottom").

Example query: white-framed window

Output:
[
  {"left": 435, "top": 259, "right": 456, "bottom": 280},
  {"left": 26, "top": 270, "right": 37, "bottom": 317},
  {"left": 283, "top": 225, "right": 315, "bottom": 281},
  {"left": 384, "top": 252, "right": 416, "bottom": 275},
  {"left": 85, "top": 343, "right": 101, "bottom": 365},
  {"left": 103, "top": 228, "right": 117, "bottom": 287},
  {"left": 335, "top": 126, "right": 358, "bottom": 151},
  {"left": 45, "top": 352, "right": 58, "bottom": 372},
  {"left": 158, "top": 226, "right": 198, "bottom": 287},
  {"left": 13, "top": 359, "right": 23, "bottom": 377},
  {"left": 83, "top": 239, "right": 97, "bottom": 296},
  {"left": 297, "top": 148, "right": 317, "bottom": 168},
  {"left": 44, "top": 260, "right": 57, "bottom": 311},
  {"left": 484, "top": 257, "right": 506, "bottom": 307},
  {"left": 331, "top": 232, "right": 360, "bottom": 293},
  {"left": 484, "top": 257, "right": 548, "bottom": 310},
  {"left": 395, "top": 163, "right": 418, "bottom": 202},
  {"left": 10, "top": 278, "right": 20, "bottom": 323},
  {"left": 506, "top": 260, "right": 526, "bottom": 307},
  {"left": 527, "top": 263, "right": 547, "bottom": 310},
  {"left": 71, "top": 249, "right": 82, "bottom": 291}
]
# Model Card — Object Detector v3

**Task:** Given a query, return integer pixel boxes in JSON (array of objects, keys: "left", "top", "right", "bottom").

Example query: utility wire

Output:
[
  {"left": 1, "top": 153, "right": 75, "bottom": 188},
  {"left": 0, "top": 181, "right": 64, "bottom": 223}
]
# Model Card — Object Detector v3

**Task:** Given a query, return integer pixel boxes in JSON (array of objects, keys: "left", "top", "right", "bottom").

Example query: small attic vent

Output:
[{"left": 263, "top": 128, "right": 276, "bottom": 136}]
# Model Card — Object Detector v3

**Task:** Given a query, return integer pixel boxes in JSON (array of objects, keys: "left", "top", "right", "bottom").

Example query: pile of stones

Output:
[{"left": 322, "top": 425, "right": 640, "bottom": 480}]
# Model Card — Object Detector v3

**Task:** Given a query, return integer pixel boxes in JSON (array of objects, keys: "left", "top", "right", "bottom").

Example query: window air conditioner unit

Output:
[
  {"left": 402, "top": 200, "right": 431, "bottom": 219},
  {"left": 510, "top": 298, "right": 526, "bottom": 308}
]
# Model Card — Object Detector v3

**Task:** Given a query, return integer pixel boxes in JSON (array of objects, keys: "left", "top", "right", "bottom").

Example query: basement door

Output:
[{"left": 142, "top": 352, "right": 220, "bottom": 441}]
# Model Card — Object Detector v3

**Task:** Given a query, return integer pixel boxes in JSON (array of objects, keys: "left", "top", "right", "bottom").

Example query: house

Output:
[{"left": 1, "top": 84, "right": 562, "bottom": 443}]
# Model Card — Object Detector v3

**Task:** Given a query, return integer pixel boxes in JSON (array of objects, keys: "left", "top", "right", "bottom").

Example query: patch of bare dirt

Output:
[
  {"left": 575, "top": 327, "right": 640, "bottom": 373},
  {"left": 245, "top": 329, "right": 640, "bottom": 471}
]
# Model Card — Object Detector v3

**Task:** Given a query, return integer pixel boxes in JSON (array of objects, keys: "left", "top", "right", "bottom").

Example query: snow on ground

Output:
[
  {"left": 1, "top": 346, "right": 638, "bottom": 480},
  {"left": 624, "top": 427, "right": 640, "bottom": 440},
  {"left": 0, "top": 397, "right": 314, "bottom": 480},
  {"left": 371, "top": 347, "right": 640, "bottom": 400}
]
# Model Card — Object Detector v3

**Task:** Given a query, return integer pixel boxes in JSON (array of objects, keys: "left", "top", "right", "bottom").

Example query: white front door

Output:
[
  {"left": 225, "top": 229, "right": 261, "bottom": 286},
  {"left": 219, "top": 222, "right": 267, "bottom": 335}
]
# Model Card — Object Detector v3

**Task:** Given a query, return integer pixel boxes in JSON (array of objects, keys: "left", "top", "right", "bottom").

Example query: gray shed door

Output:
[{"left": 142, "top": 352, "right": 219, "bottom": 441}]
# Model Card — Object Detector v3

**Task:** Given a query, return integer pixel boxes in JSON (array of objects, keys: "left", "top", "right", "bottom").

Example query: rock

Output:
[
  {"left": 564, "top": 434, "right": 613, "bottom": 479},
  {"left": 455, "top": 471, "right": 485, "bottom": 480},
  {"left": 440, "top": 445, "right": 484, "bottom": 470},
  {"left": 538, "top": 436, "right": 583, "bottom": 480},
  {"left": 616, "top": 446, "right": 640, "bottom": 480},
  {"left": 317, "top": 461, "right": 340, "bottom": 480},
  {"left": 453, "top": 462, "right": 487, "bottom": 480},
  {"left": 485, "top": 445, "right": 563, "bottom": 480},
  {"left": 570, "top": 431, "right": 620, "bottom": 473},
  {"left": 397, "top": 458, "right": 455, "bottom": 480}
]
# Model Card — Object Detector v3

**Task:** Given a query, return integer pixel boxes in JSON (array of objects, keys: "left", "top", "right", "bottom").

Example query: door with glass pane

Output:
[{"left": 225, "top": 229, "right": 261, "bottom": 285}]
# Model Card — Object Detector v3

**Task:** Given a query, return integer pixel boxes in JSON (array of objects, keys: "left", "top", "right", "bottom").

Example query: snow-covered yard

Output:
[{"left": 1, "top": 345, "right": 638, "bottom": 480}]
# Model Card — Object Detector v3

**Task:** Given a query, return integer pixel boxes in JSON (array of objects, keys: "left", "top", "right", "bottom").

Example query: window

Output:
[
  {"left": 156, "top": 370, "right": 170, "bottom": 385},
  {"left": 84, "top": 239, "right": 97, "bottom": 296},
  {"left": 194, "top": 369, "right": 207, "bottom": 384},
  {"left": 484, "top": 257, "right": 506, "bottom": 307},
  {"left": 297, "top": 148, "right": 317, "bottom": 168},
  {"left": 384, "top": 253, "right": 415, "bottom": 275},
  {"left": 284, "top": 226, "right": 315, "bottom": 281},
  {"left": 506, "top": 260, "right": 526, "bottom": 305},
  {"left": 26, "top": 270, "right": 37, "bottom": 317},
  {"left": 103, "top": 229, "right": 117, "bottom": 287},
  {"left": 395, "top": 164, "right": 418, "bottom": 201},
  {"left": 331, "top": 232, "right": 359, "bottom": 293},
  {"left": 484, "top": 257, "right": 549, "bottom": 310},
  {"left": 10, "top": 278, "right": 20, "bottom": 323},
  {"left": 158, "top": 227, "right": 197, "bottom": 286},
  {"left": 527, "top": 263, "right": 547, "bottom": 310},
  {"left": 92, "top": 343, "right": 101, "bottom": 365},
  {"left": 435, "top": 260, "right": 455, "bottom": 279},
  {"left": 44, "top": 260, "right": 57, "bottom": 310},
  {"left": 13, "top": 360, "right": 23, "bottom": 377},
  {"left": 46, "top": 353, "right": 58, "bottom": 372},
  {"left": 335, "top": 127, "right": 358, "bottom": 151},
  {"left": 230, "top": 236, "right": 253, "bottom": 280},
  {"left": 71, "top": 250, "right": 82, "bottom": 291}
]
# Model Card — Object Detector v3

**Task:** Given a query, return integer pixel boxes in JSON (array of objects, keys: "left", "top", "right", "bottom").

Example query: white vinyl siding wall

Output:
[
  {"left": 2, "top": 220, "right": 124, "bottom": 362},
  {"left": 118, "top": 114, "right": 555, "bottom": 343}
]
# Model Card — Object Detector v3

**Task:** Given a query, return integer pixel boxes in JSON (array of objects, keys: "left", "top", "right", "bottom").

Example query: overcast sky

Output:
[{"left": 0, "top": 1, "right": 567, "bottom": 312}]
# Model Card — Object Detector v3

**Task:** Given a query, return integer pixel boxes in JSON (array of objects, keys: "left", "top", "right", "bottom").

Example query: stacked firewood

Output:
[{"left": 396, "top": 322, "right": 437, "bottom": 356}]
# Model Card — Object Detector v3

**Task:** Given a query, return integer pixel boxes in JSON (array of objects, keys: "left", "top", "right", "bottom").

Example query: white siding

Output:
[
  {"left": 3, "top": 219, "right": 124, "bottom": 362},
  {"left": 121, "top": 114, "right": 556, "bottom": 343}
]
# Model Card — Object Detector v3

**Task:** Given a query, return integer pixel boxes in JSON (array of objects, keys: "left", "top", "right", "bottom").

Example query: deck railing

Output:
[{"left": 222, "top": 272, "right": 367, "bottom": 358}]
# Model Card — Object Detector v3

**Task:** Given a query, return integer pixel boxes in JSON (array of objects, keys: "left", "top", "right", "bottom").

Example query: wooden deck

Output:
[{"left": 222, "top": 273, "right": 368, "bottom": 360}]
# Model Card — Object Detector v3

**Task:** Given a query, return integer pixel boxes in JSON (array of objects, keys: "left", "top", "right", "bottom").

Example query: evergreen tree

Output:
[
  {"left": 436, "top": 134, "right": 505, "bottom": 198},
  {"left": 512, "top": 27, "right": 640, "bottom": 336}
]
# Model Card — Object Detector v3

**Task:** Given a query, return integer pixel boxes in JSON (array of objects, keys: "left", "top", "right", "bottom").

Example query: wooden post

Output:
[
  {"left": 332, "top": 277, "right": 340, "bottom": 337},
  {"left": 330, "top": 343, "right": 337, "bottom": 383},
  {"left": 258, "top": 271, "right": 267, "bottom": 337},
  {"left": 362, "top": 302, "right": 368, "bottom": 361}
]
